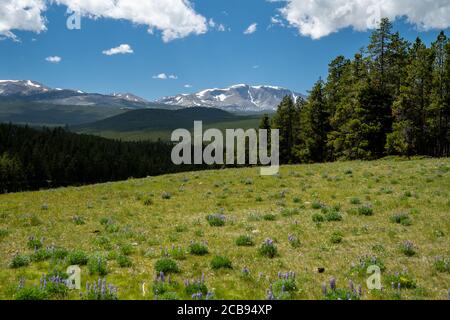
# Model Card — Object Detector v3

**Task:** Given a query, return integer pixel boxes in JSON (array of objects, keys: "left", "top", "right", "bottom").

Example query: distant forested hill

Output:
[
  {"left": 0, "top": 123, "right": 207, "bottom": 193},
  {"left": 0, "top": 101, "right": 125, "bottom": 126},
  {"left": 74, "top": 107, "right": 261, "bottom": 141}
]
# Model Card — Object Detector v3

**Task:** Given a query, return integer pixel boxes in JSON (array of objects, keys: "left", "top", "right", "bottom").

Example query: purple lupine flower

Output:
[
  {"left": 192, "top": 292, "right": 203, "bottom": 300},
  {"left": 267, "top": 289, "right": 275, "bottom": 300},
  {"left": 330, "top": 278, "right": 336, "bottom": 291},
  {"left": 242, "top": 266, "right": 250, "bottom": 275},
  {"left": 349, "top": 280, "right": 354, "bottom": 292},
  {"left": 358, "top": 285, "right": 362, "bottom": 297}
]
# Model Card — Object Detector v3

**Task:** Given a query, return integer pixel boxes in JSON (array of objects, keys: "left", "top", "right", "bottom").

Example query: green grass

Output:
[{"left": 0, "top": 158, "right": 449, "bottom": 300}]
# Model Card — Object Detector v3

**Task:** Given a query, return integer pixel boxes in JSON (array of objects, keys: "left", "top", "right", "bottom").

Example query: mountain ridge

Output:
[
  {"left": 0, "top": 80, "right": 305, "bottom": 113},
  {"left": 156, "top": 84, "right": 305, "bottom": 112},
  {"left": 0, "top": 80, "right": 152, "bottom": 109}
]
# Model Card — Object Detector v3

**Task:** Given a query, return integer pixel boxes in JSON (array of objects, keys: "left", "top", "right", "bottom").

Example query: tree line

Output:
[
  {"left": 0, "top": 123, "right": 209, "bottom": 193},
  {"left": 261, "top": 18, "right": 450, "bottom": 164}
]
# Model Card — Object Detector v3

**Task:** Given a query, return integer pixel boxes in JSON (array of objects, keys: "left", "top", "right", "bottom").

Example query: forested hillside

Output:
[
  {"left": 0, "top": 124, "right": 206, "bottom": 193},
  {"left": 265, "top": 18, "right": 450, "bottom": 164}
]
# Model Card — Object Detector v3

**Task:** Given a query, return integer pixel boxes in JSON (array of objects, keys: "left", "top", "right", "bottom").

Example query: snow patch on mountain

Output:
[
  {"left": 157, "top": 84, "right": 304, "bottom": 112},
  {"left": 0, "top": 80, "right": 150, "bottom": 109}
]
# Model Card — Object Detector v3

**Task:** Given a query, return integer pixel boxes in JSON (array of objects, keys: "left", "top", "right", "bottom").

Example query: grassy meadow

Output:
[{"left": 0, "top": 158, "right": 449, "bottom": 300}]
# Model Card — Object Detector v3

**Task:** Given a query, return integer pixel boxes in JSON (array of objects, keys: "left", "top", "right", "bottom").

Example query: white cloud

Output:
[
  {"left": 102, "top": 44, "right": 133, "bottom": 56},
  {"left": 252, "top": 65, "right": 260, "bottom": 69},
  {"left": 244, "top": 23, "right": 258, "bottom": 35},
  {"left": 0, "top": 0, "right": 209, "bottom": 42},
  {"left": 55, "top": 0, "right": 208, "bottom": 42},
  {"left": 184, "top": 84, "right": 193, "bottom": 88},
  {"left": 45, "top": 56, "right": 62, "bottom": 63},
  {"left": 0, "top": 0, "right": 47, "bottom": 40},
  {"left": 153, "top": 73, "right": 178, "bottom": 80},
  {"left": 278, "top": 0, "right": 450, "bottom": 39}
]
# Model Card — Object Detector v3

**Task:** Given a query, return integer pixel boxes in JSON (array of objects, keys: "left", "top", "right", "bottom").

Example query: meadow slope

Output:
[{"left": 0, "top": 158, "right": 449, "bottom": 300}]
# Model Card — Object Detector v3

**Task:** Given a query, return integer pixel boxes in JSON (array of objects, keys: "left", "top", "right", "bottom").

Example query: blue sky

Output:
[{"left": 1, "top": 0, "right": 450, "bottom": 100}]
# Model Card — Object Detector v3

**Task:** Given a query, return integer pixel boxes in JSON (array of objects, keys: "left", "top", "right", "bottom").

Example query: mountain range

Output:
[
  {"left": 0, "top": 80, "right": 154, "bottom": 109},
  {"left": 157, "top": 84, "right": 304, "bottom": 112},
  {"left": 0, "top": 80, "right": 304, "bottom": 113},
  {"left": 0, "top": 80, "right": 304, "bottom": 130}
]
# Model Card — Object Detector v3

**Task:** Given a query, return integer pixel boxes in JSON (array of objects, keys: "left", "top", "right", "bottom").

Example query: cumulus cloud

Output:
[
  {"left": 0, "top": 0, "right": 209, "bottom": 42},
  {"left": 244, "top": 23, "right": 258, "bottom": 35},
  {"left": 0, "top": 0, "right": 47, "bottom": 40},
  {"left": 45, "top": 56, "right": 62, "bottom": 63},
  {"left": 55, "top": 0, "right": 208, "bottom": 42},
  {"left": 102, "top": 44, "right": 133, "bottom": 56},
  {"left": 278, "top": 0, "right": 450, "bottom": 39},
  {"left": 153, "top": 73, "right": 178, "bottom": 80}
]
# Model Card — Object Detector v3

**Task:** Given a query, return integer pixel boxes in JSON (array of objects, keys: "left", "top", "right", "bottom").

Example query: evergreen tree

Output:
[
  {"left": 430, "top": 31, "right": 450, "bottom": 156},
  {"left": 296, "top": 79, "right": 330, "bottom": 162},
  {"left": 0, "top": 153, "right": 25, "bottom": 193},
  {"left": 325, "top": 55, "right": 351, "bottom": 118},
  {"left": 444, "top": 37, "right": 450, "bottom": 156},
  {"left": 368, "top": 18, "right": 394, "bottom": 91},
  {"left": 387, "top": 38, "right": 434, "bottom": 156},
  {"left": 271, "top": 96, "right": 301, "bottom": 164},
  {"left": 259, "top": 114, "right": 271, "bottom": 131},
  {"left": 387, "top": 32, "right": 410, "bottom": 96}
]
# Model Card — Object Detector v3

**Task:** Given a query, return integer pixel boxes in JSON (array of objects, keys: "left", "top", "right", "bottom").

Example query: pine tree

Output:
[
  {"left": 259, "top": 114, "right": 271, "bottom": 131},
  {"left": 296, "top": 79, "right": 330, "bottom": 162},
  {"left": 444, "top": 37, "right": 450, "bottom": 156},
  {"left": 430, "top": 31, "right": 450, "bottom": 156},
  {"left": 327, "top": 53, "right": 369, "bottom": 160},
  {"left": 271, "top": 96, "right": 301, "bottom": 164},
  {"left": 368, "top": 18, "right": 394, "bottom": 91},
  {"left": 387, "top": 32, "right": 410, "bottom": 96},
  {"left": 387, "top": 38, "right": 434, "bottom": 156}
]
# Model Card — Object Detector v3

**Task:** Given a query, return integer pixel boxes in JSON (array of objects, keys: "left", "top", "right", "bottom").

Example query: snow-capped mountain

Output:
[
  {"left": 0, "top": 80, "right": 150, "bottom": 109},
  {"left": 0, "top": 80, "right": 51, "bottom": 96},
  {"left": 110, "top": 93, "right": 148, "bottom": 104},
  {"left": 157, "top": 84, "right": 305, "bottom": 112}
]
